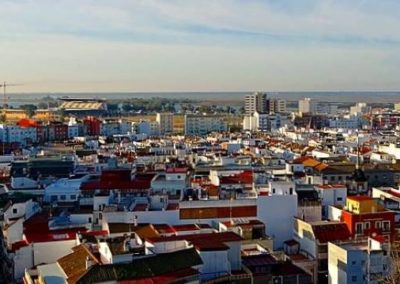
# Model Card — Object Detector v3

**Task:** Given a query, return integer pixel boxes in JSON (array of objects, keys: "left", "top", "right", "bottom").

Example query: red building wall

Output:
[
  {"left": 341, "top": 210, "right": 395, "bottom": 238},
  {"left": 84, "top": 116, "right": 101, "bottom": 136}
]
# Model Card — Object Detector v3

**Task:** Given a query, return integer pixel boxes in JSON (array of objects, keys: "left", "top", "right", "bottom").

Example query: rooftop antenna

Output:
[{"left": 356, "top": 130, "right": 360, "bottom": 170}]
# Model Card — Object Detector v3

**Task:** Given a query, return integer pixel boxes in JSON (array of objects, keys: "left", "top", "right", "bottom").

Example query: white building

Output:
[
  {"left": 156, "top": 112, "right": 174, "bottom": 135},
  {"left": 243, "top": 112, "right": 283, "bottom": 132},
  {"left": 298, "top": 98, "right": 318, "bottom": 114},
  {"left": 268, "top": 98, "right": 286, "bottom": 113},
  {"left": 184, "top": 114, "right": 227, "bottom": 136},
  {"left": 328, "top": 116, "right": 361, "bottom": 129},
  {"left": 136, "top": 120, "right": 160, "bottom": 136},
  {"left": 44, "top": 175, "right": 91, "bottom": 204},
  {"left": 328, "top": 237, "right": 389, "bottom": 284},
  {"left": 314, "top": 184, "right": 347, "bottom": 218},
  {"left": 245, "top": 92, "right": 267, "bottom": 115},
  {"left": 350, "top": 102, "right": 371, "bottom": 116}
]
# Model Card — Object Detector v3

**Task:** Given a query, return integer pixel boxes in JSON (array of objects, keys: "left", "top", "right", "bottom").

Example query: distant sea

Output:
[{"left": 5, "top": 91, "right": 400, "bottom": 107}]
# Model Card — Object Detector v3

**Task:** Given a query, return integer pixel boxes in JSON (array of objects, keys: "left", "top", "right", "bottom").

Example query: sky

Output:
[{"left": 0, "top": 0, "right": 400, "bottom": 93}]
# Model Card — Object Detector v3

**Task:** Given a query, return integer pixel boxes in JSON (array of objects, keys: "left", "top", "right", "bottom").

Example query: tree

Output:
[
  {"left": 57, "top": 108, "right": 67, "bottom": 121},
  {"left": 20, "top": 104, "right": 37, "bottom": 118}
]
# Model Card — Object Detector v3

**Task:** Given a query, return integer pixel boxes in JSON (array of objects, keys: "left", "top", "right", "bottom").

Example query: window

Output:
[
  {"left": 383, "top": 221, "right": 390, "bottom": 231},
  {"left": 355, "top": 223, "right": 363, "bottom": 235},
  {"left": 60, "top": 195, "right": 66, "bottom": 201},
  {"left": 364, "top": 222, "right": 370, "bottom": 230},
  {"left": 352, "top": 276, "right": 357, "bottom": 282},
  {"left": 70, "top": 195, "right": 76, "bottom": 200},
  {"left": 12, "top": 208, "right": 17, "bottom": 214},
  {"left": 337, "top": 197, "right": 343, "bottom": 201},
  {"left": 88, "top": 217, "right": 92, "bottom": 223},
  {"left": 375, "top": 221, "right": 382, "bottom": 229}
]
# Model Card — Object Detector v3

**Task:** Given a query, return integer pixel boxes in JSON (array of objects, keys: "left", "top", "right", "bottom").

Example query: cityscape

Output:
[{"left": 1, "top": 1, "right": 400, "bottom": 284}]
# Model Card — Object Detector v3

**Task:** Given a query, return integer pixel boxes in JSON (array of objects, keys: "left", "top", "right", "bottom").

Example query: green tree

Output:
[
  {"left": 20, "top": 104, "right": 37, "bottom": 118},
  {"left": 57, "top": 108, "right": 67, "bottom": 121}
]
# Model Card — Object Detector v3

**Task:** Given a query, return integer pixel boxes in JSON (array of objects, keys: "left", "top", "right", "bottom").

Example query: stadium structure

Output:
[{"left": 59, "top": 97, "right": 107, "bottom": 117}]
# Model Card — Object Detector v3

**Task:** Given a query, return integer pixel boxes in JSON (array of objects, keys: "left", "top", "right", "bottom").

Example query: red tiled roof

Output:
[
  {"left": 153, "top": 224, "right": 175, "bottom": 235},
  {"left": 166, "top": 167, "right": 188, "bottom": 174},
  {"left": 291, "top": 156, "right": 313, "bottom": 164},
  {"left": 23, "top": 212, "right": 88, "bottom": 243},
  {"left": 80, "top": 175, "right": 153, "bottom": 191},
  {"left": 312, "top": 223, "right": 351, "bottom": 243},
  {"left": 172, "top": 224, "right": 199, "bottom": 232},
  {"left": 146, "top": 232, "right": 242, "bottom": 252},
  {"left": 220, "top": 170, "right": 253, "bottom": 185}
]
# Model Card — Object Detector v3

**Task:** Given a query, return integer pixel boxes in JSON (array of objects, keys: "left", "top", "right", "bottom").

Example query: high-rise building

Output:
[
  {"left": 350, "top": 102, "right": 371, "bottom": 116},
  {"left": 156, "top": 112, "right": 174, "bottom": 135},
  {"left": 268, "top": 98, "right": 286, "bottom": 113},
  {"left": 298, "top": 97, "right": 318, "bottom": 114},
  {"left": 245, "top": 92, "right": 267, "bottom": 115}
]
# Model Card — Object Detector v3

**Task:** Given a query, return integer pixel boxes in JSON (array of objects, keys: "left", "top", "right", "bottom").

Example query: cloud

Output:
[
  {"left": 1, "top": 0, "right": 400, "bottom": 45},
  {"left": 0, "top": 0, "right": 399, "bottom": 91}
]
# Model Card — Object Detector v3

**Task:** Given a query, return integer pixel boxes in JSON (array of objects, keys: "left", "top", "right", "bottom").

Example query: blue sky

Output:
[{"left": 0, "top": 0, "right": 399, "bottom": 92}]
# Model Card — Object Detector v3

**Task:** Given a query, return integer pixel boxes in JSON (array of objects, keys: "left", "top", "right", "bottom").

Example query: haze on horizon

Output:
[{"left": 1, "top": 0, "right": 400, "bottom": 93}]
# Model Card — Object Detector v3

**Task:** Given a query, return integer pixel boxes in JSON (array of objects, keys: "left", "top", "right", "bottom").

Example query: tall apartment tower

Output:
[
  {"left": 298, "top": 97, "right": 318, "bottom": 114},
  {"left": 245, "top": 92, "right": 267, "bottom": 115},
  {"left": 268, "top": 98, "right": 286, "bottom": 113},
  {"left": 156, "top": 112, "right": 174, "bottom": 135}
]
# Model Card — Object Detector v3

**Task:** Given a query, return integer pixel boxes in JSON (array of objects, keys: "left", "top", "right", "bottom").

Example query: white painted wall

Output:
[
  {"left": 257, "top": 195, "right": 297, "bottom": 249},
  {"left": 13, "top": 244, "right": 34, "bottom": 280},
  {"left": 199, "top": 250, "right": 229, "bottom": 280}
]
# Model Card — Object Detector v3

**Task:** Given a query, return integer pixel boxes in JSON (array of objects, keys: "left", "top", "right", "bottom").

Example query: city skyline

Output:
[{"left": 1, "top": 0, "right": 400, "bottom": 92}]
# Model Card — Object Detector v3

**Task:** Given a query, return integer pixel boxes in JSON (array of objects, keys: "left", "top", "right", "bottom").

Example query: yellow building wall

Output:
[{"left": 346, "top": 198, "right": 383, "bottom": 214}]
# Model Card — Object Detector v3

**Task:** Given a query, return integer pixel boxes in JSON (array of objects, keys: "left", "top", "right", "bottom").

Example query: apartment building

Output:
[{"left": 184, "top": 114, "right": 227, "bottom": 135}]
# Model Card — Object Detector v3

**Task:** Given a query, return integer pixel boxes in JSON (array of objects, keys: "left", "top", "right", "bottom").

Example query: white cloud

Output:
[{"left": 0, "top": 0, "right": 399, "bottom": 91}]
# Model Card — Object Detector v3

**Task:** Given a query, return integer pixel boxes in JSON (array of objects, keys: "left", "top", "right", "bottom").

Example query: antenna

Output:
[{"left": 356, "top": 130, "right": 360, "bottom": 170}]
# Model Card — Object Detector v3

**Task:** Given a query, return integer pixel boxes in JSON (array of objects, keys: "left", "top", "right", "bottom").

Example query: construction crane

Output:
[{"left": 0, "top": 81, "right": 22, "bottom": 109}]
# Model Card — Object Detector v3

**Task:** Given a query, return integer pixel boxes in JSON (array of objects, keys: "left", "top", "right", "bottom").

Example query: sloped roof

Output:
[
  {"left": 147, "top": 231, "right": 242, "bottom": 251},
  {"left": 76, "top": 248, "right": 202, "bottom": 284},
  {"left": 312, "top": 222, "right": 351, "bottom": 243},
  {"left": 57, "top": 244, "right": 99, "bottom": 284}
]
